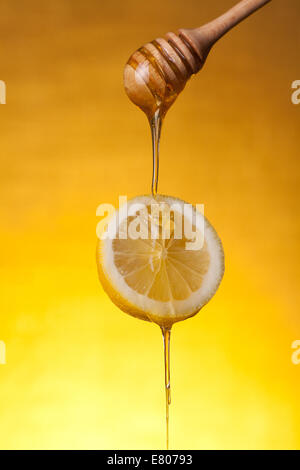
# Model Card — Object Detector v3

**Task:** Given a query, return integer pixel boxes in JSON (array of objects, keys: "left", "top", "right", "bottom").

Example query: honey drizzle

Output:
[
  {"left": 161, "top": 326, "right": 172, "bottom": 450},
  {"left": 150, "top": 109, "right": 162, "bottom": 197},
  {"left": 126, "top": 32, "right": 202, "bottom": 450}
]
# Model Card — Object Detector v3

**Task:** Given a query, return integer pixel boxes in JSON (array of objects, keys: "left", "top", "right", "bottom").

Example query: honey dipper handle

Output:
[{"left": 181, "top": 0, "right": 271, "bottom": 56}]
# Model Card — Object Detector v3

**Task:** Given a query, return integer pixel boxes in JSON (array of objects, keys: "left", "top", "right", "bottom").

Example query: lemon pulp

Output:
[{"left": 97, "top": 194, "right": 224, "bottom": 328}]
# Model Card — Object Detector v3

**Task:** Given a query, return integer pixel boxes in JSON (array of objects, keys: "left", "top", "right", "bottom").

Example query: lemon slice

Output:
[{"left": 96, "top": 195, "right": 224, "bottom": 327}]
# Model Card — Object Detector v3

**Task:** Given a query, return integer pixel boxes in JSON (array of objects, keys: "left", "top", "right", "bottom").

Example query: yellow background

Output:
[{"left": 0, "top": 0, "right": 299, "bottom": 449}]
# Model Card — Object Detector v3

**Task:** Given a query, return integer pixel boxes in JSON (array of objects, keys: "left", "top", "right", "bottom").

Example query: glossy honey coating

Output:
[{"left": 123, "top": 31, "right": 204, "bottom": 120}]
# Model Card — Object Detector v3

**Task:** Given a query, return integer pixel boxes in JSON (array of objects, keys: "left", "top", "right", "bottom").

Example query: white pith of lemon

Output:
[{"left": 96, "top": 195, "right": 224, "bottom": 327}]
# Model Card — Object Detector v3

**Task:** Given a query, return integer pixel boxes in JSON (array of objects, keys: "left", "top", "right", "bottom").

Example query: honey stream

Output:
[
  {"left": 150, "top": 110, "right": 162, "bottom": 197},
  {"left": 125, "top": 34, "right": 202, "bottom": 449},
  {"left": 161, "top": 326, "right": 171, "bottom": 450}
]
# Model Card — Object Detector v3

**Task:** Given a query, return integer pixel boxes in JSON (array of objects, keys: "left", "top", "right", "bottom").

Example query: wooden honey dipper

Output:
[{"left": 124, "top": 0, "right": 271, "bottom": 120}]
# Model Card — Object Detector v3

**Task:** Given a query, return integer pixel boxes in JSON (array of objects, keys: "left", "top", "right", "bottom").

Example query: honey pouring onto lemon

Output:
[{"left": 97, "top": 0, "right": 271, "bottom": 449}]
